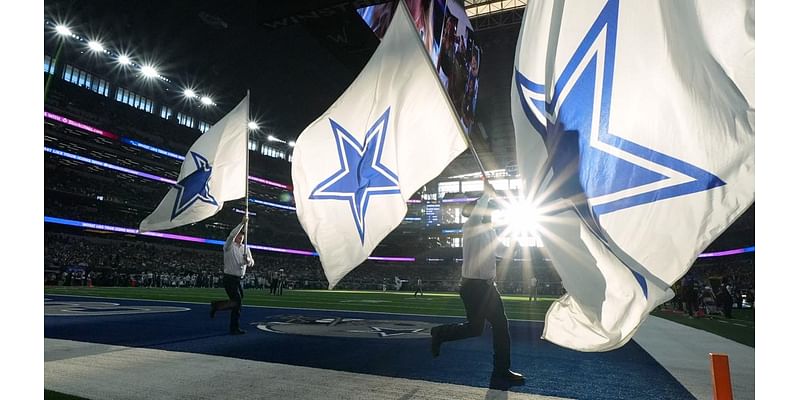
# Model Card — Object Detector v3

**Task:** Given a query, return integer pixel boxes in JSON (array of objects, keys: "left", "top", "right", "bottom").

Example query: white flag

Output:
[
  {"left": 511, "top": 0, "right": 754, "bottom": 351},
  {"left": 140, "top": 94, "right": 249, "bottom": 232},
  {"left": 292, "top": 2, "right": 467, "bottom": 289}
]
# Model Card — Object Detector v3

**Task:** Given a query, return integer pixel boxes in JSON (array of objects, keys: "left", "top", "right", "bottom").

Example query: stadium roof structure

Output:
[
  {"left": 44, "top": 0, "right": 531, "bottom": 177},
  {"left": 44, "top": 0, "right": 754, "bottom": 252}
]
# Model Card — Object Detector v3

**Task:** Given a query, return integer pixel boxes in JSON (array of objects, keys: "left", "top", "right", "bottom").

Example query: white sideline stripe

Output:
[
  {"left": 633, "top": 316, "right": 755, "bottom": 400},
  {"left": 44, "top": 293, "right": 547, "bottom": 322},
  {"left": 45, "top": 338, "right": 570, "bottom": 400}
]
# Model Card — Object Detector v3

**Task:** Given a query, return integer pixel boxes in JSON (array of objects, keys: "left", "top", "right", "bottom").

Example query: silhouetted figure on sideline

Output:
[{"left": 430, "top": 181, "right": 524, "bottom": 386}]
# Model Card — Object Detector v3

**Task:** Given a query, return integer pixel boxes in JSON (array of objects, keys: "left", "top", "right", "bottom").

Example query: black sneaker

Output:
[
  {"left": 430, "top": 326, "right": 442, "bottom": 358},
  {"left": 491, "top": 369, "right": 525, "bottom": 384},
  {"left": 230, "top": 328, "right": 246, "bottom": 335}
]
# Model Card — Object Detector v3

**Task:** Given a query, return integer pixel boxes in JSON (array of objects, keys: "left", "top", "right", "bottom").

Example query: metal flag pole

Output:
[
  {"left": 244, "top": 90, "right": 251, "bottom": 246},
  {"left": 396, "top": 0, "right": 488, "bottom": 181}
]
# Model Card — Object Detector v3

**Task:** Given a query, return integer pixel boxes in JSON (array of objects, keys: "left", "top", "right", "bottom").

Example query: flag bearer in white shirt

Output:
[
  {"left": 430, "top": 181, "right": 524, "bottom": 385},
  {"left": 210, "top": 215, "right": 254, "bottom": 334}
]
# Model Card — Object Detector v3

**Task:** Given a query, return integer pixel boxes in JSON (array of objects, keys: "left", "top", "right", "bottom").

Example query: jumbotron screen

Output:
[{"left": 357, "top": 0, "right": 481, "bottom": 132}]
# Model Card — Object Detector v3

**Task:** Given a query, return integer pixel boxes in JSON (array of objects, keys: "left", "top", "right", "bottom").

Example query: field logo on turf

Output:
[
  {"left": 254, "top": 314, "right": 436, "bottom": 339},
  {"left": 45, "top": 300, "right": 190, "bottom": 316}
]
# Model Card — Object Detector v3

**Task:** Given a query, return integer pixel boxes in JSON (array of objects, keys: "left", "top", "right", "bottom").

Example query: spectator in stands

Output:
[
  {"left": 209, "top": 216, "right": 254, "bottom": 335},
  {"left": 430, "top": 181, "right": 524, "bottom": 385}
]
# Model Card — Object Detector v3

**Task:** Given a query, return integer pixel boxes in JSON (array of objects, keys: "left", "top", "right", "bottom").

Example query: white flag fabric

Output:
[
  {"left": 511, "top": 0, "right": 754, "bottom": 351},
  {"left": 292, "top": 2, "right": 467, "bottom": 289},
  {"left": 140, "top": 94, "right": 249, "bottom": 232}
]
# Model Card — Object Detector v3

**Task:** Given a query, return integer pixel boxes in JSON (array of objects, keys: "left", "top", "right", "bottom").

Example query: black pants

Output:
[
  {"left": 414, "top": 286, "right": 423, "bottom": 296},
  {"left": 434, "top": 279, "right": 511, "bottom": 371},
  {"left": 223, "top": 274, "right": 243, "bottom": 330},
  {"left": 270, "top": 278, "right": 278, "bottom": 295}
]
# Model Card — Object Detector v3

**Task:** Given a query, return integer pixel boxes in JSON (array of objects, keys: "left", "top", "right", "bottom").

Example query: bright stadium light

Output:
[
  {"left": 200, "top": 96, "right": 214, "bottom": 105},
  {"left": 140, "top": 65, "right": 159, "bottom": 78},
  {"left": 117, "top": 54, "right": 132, "bottom": 66},
  {"left": 87, "top": 40, "right": 104, "bottom": 52},
  {"left": 288, "top": 141, "right": 296, "bottom": 147},
  {"left": 247, "top": 121, "right": 259, "bottom": 130},
  {"left": 493, "top": 196, "right": 543, "bottom": 247},
  {"left": 183, "top": 88, "right": 197, "bottom": 98},
  {"left": 55, "top": 25, "right": 72, "bottom": 36}
]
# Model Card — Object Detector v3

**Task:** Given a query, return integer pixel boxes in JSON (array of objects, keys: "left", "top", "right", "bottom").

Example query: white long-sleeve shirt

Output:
[
  {"left": 461, "top": 192, "right": 501, "bottom": 280},
  {"left": 223, "top": 222, "right": 254, "bottom": 278}
]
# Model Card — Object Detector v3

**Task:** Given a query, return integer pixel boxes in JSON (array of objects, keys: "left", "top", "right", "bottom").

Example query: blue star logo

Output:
[
  {"left": 309, "top": 108, "right": 401, "bottom": 244},
  {"left": 514, "top": 0, "right": 725, "bottom": 218},
  {"left": 171, "top": 151, "right": 218, "bottom": 220}
]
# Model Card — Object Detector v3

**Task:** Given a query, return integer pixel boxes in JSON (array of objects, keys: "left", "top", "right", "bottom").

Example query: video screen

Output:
[{"left": 357, "top": 0, "right": 481, "bottom": 132}]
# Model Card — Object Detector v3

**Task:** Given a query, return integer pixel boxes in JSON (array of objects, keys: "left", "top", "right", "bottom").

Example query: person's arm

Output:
[
  {"left": 464, "top": 184, "right": 495, "bottom": 228},
  {"left": 224, "top": 222, "right": 245, "bottom": 251},
  {"left": 244, "top": 247, "right": 254, "bottom": 267},
  {"left": 224, "top": 216, "right": 248, "bottom": 251}
]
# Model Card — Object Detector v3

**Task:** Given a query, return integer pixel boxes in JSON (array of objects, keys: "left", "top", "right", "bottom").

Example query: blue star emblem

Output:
[
  {"left": 310, "top": 108, "right": 401, "bottom": 244},
  {"left": 514, "top": 0, "right": 725, "bottom": 218},
  {"left": 513, "top": 0, "right": 729, "bottom": 298},
  {"left": 171, "top": 151, "right": 218, "bottom": 220}
]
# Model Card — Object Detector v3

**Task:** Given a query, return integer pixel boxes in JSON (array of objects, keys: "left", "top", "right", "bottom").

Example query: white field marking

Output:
[{"left": 45, "top": 338, "right": 568, "bottom": 400}]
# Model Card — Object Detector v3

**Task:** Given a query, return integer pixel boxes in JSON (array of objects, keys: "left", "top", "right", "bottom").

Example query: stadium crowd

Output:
[{"left": 44, "top": 232, "right": 573, "bottom": 293}]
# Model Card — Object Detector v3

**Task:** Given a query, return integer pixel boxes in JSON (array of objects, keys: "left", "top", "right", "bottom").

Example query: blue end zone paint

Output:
[{"left": 45, "top": 295, "right": 694, "bottom": 399}]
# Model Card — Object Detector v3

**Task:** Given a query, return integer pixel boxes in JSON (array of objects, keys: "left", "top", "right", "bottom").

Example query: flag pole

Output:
[
  {"left": 396, "top": 0, "right": 488, "bottom": 181},
  {"left": 244, "top": 90, "right": 251, "bottom": 246}
]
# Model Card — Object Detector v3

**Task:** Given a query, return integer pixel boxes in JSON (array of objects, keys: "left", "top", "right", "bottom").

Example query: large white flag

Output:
[
  {"left": 512, "top": 0, "right": 754, "bottom": 351},
  {"left": 140, "top": 94, "right": 249, "bottom": 232},
  {"left": 292, "top": 2, "right": 467, "bottom": 289}
]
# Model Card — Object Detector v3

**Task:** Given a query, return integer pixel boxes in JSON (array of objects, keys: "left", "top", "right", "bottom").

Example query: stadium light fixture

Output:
[
  {"left": 87, "top": 40, "right": 104, "bottom": 52},
  {"left": 247, "top": 121, "right": 259, "bottom": 130},
  {"left": 140, "top": 65, "right": 159, "bottom": 78},
  {"left": 183, "top": 88, "right": 197, "bottom": 98},
  {"left": 55, "top": 24, "right": 72, "bottom": 36},
  {"left": 117, "top": 54, "right": 132, "bottom": 66},
  {"left": 288, "top": 141, "right": 296, "bottom": 147},
  {"left": 200, "top": 96, "right": 214, "bottom": 106}
]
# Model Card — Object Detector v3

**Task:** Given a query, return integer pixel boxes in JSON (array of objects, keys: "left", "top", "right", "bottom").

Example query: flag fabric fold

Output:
[
  {"left": 512, "top": 0, "right": 754, "bottom": 351},
  {"left": 140, "top": 94, "right": 249, "bottom": 232},
  {"left": 292, "top": 2, "right": 467, "bottom": 289}
]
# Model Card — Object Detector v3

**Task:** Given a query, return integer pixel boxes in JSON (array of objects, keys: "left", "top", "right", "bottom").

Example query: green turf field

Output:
[
  {"left": 45, "top": 286, "right": 754, "bottom": 347},
  {"left": 651, "top": 307, "right": 755, "bottom": 347}
]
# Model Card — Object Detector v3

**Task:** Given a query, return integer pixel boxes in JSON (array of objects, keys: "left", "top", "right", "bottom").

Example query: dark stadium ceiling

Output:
[{"left": 45, "top": 0, "right": 388, "bottom": 142}]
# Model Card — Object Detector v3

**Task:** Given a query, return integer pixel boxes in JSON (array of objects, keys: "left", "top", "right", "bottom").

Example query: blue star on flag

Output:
[
  {"left": 513, "top": 0, "right": 728, "bottom": 299},
  {"left": 309, "top": 108, "right": 401, "bottom": 244},
  {"left": 171, "top": 151, "right": 218, "bottom": 220},
  {"left": 514, "top": 0, "right": 725, "bottom": 218}
]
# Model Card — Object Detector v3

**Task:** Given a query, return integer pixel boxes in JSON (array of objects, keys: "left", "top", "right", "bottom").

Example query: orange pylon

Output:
[{"left": 710, "top": 353, "right": 733, "bottom": 400}]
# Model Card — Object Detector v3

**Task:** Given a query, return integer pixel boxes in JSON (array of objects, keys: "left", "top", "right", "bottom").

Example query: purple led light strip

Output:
[
  {"left": 697, "top": 246, "right": 754, "bottom": 258},
  {"left": 45, "top": 147, "right": 177, "bottom": 184},
  {"left": 44, "top": 216, "right": 415, "bottom": 262},
  {"left": 44, "top": 111, "right": 119, "bottom": 140},
  {"left": 45, "top": 111, "right": 289, "bottom": 190}
]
